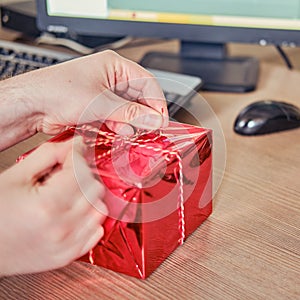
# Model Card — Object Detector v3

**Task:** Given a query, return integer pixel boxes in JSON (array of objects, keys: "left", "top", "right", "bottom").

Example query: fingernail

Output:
[
  {"left": 135, "top": 113, "right": 163, "bottom": 130},
  {"left": 161, "top": 107, "right": 170, "bottom": 127},
  {"left": 162, "top": 115, "right": 169, "bottom": 128},
  {"left": 116, "top": 124, "right": 135, "bottom": 136},
  {"left": 146, "top": 113, "right": 163, "bottom": 129}
]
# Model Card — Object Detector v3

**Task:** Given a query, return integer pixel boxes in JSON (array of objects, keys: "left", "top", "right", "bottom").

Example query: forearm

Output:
[{"left": 0, "top": 77, "right": 42, "bottom": 150}]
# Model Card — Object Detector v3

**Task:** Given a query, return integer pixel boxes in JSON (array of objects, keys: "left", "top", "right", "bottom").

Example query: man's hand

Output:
[
  {"left": 0, "top": 138, "right": 107, "bottom": 276},
  {"left": 35, "top": 50, "right": 169, "bottom": 135},
  {"left": 0, "top": 50, "right": 168, "bottom": 150}
]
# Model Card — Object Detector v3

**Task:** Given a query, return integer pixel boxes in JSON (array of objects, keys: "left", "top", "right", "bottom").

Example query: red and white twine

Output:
[{"left": 74, "top": 124, "right": 186, "bottom": 264}]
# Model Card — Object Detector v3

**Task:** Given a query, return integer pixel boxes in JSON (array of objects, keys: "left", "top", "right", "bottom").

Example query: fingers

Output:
[
  {"left": 66, "top": 137, "right": 107, "bottom": 214},
  {"left": 113, "top": 56, "right": 169, "bottom": 128},
  {"left": 29, "top": 50, "right": 169, "bottom": 136},
  {"left": 41, "top": 137, "right": 107, "bottom": 216},
  {"left": 32, "top": 137, "right": 108, "bottom": 267},
  {"left": 82, "top": 90, "right": 165, "bottom": 131},
  {"left": 110, "top": 53, "right": 169, "bottom": 126},
  {"left": 56, "top": 223, "right": 104, "bottom": 266},
  {"left": 79, "top": 51, "right": 169, "bottom": 130},
  {"left": 105, "top": 120, "right": 135, "bottom": 136},
  {"left": 113, "top": 75, "right": 167, "bottom": 112},
  {"left": 125, "top": 75, "right": 169, "bottom": 127},
  {"left": 73, "top": 210, "right": 105, "bottom": 258},
  {"left": 39, "top": 200, "right": 105, "bottom": 269},
  {"left": 106, "top": 90, "right": 165, "bottom": 129},
  {"left": 0, "top": 136, "right": 108, "bottom": 275}
]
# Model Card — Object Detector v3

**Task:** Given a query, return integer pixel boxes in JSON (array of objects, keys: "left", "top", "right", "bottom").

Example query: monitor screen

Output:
[
  {"left": 36, "top": 0, "right": 300, "bottom": 92},
  {"left": 37, "top": 0, "right": 300, "bottom": 46}
]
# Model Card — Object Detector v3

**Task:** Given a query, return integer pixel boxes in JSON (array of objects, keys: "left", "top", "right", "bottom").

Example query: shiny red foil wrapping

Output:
[{"left": 18, "top": 121, "right": 212, "bottom": 279}]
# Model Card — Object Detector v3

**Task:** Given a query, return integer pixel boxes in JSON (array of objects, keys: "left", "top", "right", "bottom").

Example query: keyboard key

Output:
[
  {"left": 42, "top": 56, "right": 56, "bottom": 65},
  {"left": 4, "top": 62, "right": 17, "bottom": 77},
  {"left": 0, "top": 48, "right": 13, "bottom": 56},
  {"left": 14, "top": 64, "right": 27, "bottom": 76},
  {"left": 32, "top": 55, "right": 44, "bottom": 63},
  {"left": 14, "top": 52, "right": 24, "bottom": 59},
  {"left": 0, "top": 40, "right": 77, "bottom": 81},
  {"left": 25, "top": 65, "right": 39, "bottom": 72}
]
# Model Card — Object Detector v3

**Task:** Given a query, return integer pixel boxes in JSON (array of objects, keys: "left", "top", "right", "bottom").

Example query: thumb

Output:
[
  {"left": 80, "top": 90, "right": 164, "bottom": 130},
  {"left": 62, "top": 136, "right": 96, "bottom": 190}
]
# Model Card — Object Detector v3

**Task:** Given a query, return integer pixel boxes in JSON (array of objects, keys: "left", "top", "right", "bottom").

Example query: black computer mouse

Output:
[{"left": 234, "top": 100, "right": 300, "bottom": 135}]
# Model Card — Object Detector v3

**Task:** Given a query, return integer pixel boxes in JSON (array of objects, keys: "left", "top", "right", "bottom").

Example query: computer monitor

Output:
[{"left": 36, "top": 0, "right": 300, "bottom": 92}]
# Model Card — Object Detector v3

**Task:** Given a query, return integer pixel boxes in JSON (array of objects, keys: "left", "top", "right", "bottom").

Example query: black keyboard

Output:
[
  {"left": 0, "top": 39, "right": 74, "bottom": 79},
  {"left": 0, "top": 49, "right": 59, "bottom": 78},
  {"left": 0, "top": 40, "right": 202, "bottom": 117}
]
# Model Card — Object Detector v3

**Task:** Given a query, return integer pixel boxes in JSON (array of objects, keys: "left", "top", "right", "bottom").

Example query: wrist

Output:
[{"left": 0, "top": 77, "right": 43, "bottom": 150}]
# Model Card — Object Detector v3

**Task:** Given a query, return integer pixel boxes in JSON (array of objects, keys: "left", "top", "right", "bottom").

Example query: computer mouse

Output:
[{"left": 234, "top": 100, "right": 300, "bottom": 135}]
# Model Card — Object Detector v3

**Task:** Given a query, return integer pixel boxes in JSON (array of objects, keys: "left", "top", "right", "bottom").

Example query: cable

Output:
[
  {"left": 92, "top": 36, "right": 134, "bottom": 53},
  {"left": 275, "top": 45, "right": 293, "bottom": 70},
  {"left": 35, "top": 32, "right": 133, "bottom": 55},
  {"left": 116, "top": 38, "right": 174, "bottom": 50}
]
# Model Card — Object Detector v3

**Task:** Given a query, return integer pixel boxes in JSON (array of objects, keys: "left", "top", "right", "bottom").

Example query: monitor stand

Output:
[
  {"left": 67, "top": 33, "right": 125, "bottom": 49},
  {"left": 140, "top": 41, "right": 259, "bottom": 93}
]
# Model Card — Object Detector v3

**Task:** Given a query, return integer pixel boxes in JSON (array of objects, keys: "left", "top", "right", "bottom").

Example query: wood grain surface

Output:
[{"left": 0, "top": 29, "right": 299, "bottom": 299}]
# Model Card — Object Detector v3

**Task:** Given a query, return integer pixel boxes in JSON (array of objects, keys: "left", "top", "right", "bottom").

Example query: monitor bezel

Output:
[{"left": 36, "top": 0, "right": 300, "bottom": 46}]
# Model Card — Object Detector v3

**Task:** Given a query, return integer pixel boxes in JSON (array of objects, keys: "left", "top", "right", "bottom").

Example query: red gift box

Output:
[{"left": 18, "top": 121, "right": 212, "bottom": 279}]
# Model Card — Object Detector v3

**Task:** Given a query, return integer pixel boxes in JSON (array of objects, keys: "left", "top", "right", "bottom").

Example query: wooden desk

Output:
[{"left": 0, "top": 29, "right": 300, "bottom": 299}]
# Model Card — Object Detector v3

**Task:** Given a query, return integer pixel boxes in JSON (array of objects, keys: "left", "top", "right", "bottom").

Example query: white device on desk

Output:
[
  {"left": 0, "top": 39, "right": 202, "bottom": 117},
  {"left": 148, "top": 68, "right": 202, "bottom": 116}
]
